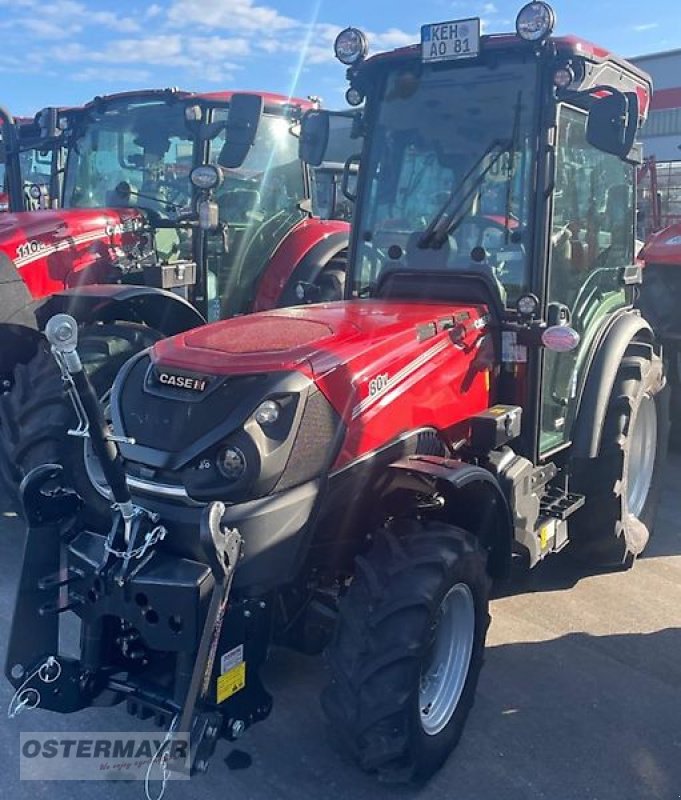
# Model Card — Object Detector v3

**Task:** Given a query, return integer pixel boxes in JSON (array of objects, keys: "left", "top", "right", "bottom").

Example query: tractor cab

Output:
[
  {"left": 26, "top": 89, "right": 350, "bottom": 321},
  {"left": 303, "top": 11, "right": 651, "bottom": 460},
  {"left": 0, "top": 109, "right": 56, "bottom": 212}
]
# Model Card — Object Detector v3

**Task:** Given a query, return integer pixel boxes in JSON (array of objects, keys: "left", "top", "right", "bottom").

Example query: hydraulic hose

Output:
[{"left": 44, "top": 314, "right": 132, "bottom": 509}]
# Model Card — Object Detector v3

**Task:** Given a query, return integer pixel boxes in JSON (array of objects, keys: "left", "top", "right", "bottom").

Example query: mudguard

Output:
[
  {"left": 571, "top": 310, "right": 655, "bottom": 460},
  {"left": 273, "top": 231, "right": 349, "bottom": 308},
  {"left": 0, "top": 252, "right": 38, "bottom": 329},
  {"left": 252, "top": 218, "right": 349, "bottom": 311},
  {"left": 385, "top": 455, "right": 514, "bottom": 579},
  {"left": 35, "top": 284, "right": 206, "bottom": 337},
  {"left": 0, "top": 252, "right": 43, "bottom": 374}
]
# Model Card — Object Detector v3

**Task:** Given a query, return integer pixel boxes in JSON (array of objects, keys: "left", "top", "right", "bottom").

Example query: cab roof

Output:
[
  {"left": 78, "top": 88, "right": 312, "bottom": 114},
  {"left": 359, "top": 32, "right": 652, "bottom": 119}
]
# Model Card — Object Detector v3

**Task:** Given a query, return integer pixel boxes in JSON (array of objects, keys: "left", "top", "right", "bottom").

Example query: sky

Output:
[{"left": 0, "top": 0, "right": 679, "bottom": 116}]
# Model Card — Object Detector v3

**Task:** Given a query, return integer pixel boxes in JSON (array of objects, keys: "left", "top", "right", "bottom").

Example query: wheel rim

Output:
[
  {"left": 627, "top": 393, "right": 658, "bottom": 518},
  {"left": 419, "top": 582, "right": 475, "bottom": 736}
]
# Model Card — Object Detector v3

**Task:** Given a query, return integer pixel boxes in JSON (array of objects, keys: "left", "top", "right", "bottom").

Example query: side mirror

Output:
[
  {"left": 586, "top": 91, "right": 638, "bottom": 159},
  {"left": 218, "top": 94, "right": 263, "bottom": 169},
  {"left": 299, "top": 110, "right": 330, "bottom": 167},
  {"left": 36, "top": 107, "right": 60, "bottom": 140}
]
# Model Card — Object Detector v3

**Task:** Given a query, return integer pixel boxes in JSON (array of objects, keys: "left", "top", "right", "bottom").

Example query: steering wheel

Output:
[{"left": 157, "top": 178, "right": 192, "bottom": 212}]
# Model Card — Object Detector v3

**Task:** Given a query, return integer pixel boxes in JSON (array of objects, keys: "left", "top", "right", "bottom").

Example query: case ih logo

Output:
[{"left": 156, "top": 370, "right": 209, "bottom": 392}]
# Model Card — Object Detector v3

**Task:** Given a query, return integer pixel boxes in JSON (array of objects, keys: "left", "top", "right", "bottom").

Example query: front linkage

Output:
[{"left": 4, "top": 315, "right": 271, "bottom": 777}]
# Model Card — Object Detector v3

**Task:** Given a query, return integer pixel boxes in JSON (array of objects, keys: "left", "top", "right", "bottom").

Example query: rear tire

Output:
[
  {"left": 322, "top": 518, "right": 490, "bottom": 783},
  {"left": 571, "top": 345, "right": 668, "bottom": 565},
  {"left": 0, "top": 321, "right": 162, "bottom": 528}
]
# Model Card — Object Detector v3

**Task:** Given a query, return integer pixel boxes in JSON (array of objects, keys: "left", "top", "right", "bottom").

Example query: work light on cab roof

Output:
[
  {"left": 515, "top": 1, "right": 556, "bottom": 42},
  {"left": 334, "top": 27, "right": 368, "bottom": 65}
]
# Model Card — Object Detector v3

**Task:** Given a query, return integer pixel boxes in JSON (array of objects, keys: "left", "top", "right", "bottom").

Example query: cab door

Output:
[{"left": 539, "top": 105, "right": 636, "bottom": 456}]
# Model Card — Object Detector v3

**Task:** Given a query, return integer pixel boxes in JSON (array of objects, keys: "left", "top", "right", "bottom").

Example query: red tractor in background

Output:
[
  {"left": 634, "top": 157, "right": 681, "bottom": 443},
  {"left": 0, "top": 88, "right": 353, "bottom": 522},
  {"left": 638, "top": 222, "right": 681, "bottom": 443},
  {"left": 636, "top": 155, "right": 681, "bottom": 240},
  {"left": 0, "top": 109, "right": 55, "bottom": 212},
  {"left": 5, "top": 3, "right": 668, "bottom": 785}
]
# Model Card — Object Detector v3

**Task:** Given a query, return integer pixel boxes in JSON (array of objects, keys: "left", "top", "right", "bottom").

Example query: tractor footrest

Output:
[{"left": 540, "top": 487, "right": 585, "bottom": 520}]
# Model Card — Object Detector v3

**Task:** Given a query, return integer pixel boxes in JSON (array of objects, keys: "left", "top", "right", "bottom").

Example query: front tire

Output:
[
  {"left": 0, "top": 321, "right": 162, "bottom": 528},
  {"left": 322, "top": 518, "right": 490, "bottom": 783},
  {"left": 571, "top": 344, "right": 669, "bottom": 565}
]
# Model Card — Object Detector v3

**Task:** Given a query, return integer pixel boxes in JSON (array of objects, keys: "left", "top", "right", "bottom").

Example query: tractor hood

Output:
[
  {"left": 114, "top": 301, "right": 494, "bottom": 504},
  {"left": 0, "top": 207, "right": 146, "bottom": 297},
  {"left": 150, "top": 300, "right": 492, "bottom": 400}
]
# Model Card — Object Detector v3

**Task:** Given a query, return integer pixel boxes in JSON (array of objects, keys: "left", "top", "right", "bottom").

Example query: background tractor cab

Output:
[
  {"left": 10, "top": 89, "right": 352, "bottom": 321},
  {"left": 0, "top": 88, "right": 352, "bottom": 521},
  {"left": 0, "top": 108, "right": 56, "bottom": 212}
]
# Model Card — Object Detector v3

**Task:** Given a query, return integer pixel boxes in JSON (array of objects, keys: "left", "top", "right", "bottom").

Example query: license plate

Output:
[{"left": 421, "top": 18, "right": 480, "bottom": 63}]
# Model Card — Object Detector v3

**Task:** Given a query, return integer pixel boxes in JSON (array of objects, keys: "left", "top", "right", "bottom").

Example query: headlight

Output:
[
  {"left": 516, "top": 293, "right": 540, "bottom": 318},
  {"left": 216, "top": 445, "right": 247, "bottom": 481},
  {"left": 334, "top": 27, "right": 368, "bottom": 66},
  {"left": 254, "top": 400, "right": 281, "bottom": 426},
  {"left": 515, "top": 2, "right": 555, "bottom": 42},
  {"left": 553, "top": 66, "right": 574, "bottom": 89},
  {"left": 345, "top": 87, "right": 364, "bottom": 107},
  {"left": 190, "top": 164, "right": 223, "bottom": 191}
]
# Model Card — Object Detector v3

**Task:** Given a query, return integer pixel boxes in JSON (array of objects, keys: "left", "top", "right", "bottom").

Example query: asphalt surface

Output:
[{"left": 0, "top": 458, "right": 680, "bottom": 800}]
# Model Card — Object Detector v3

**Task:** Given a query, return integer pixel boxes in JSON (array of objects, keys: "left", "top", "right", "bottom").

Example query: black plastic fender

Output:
[
  {"left": 0, "top": 252, "right": 44, "bottom": 375},
  {"left": 571, "top": 310, "right": 656, "bottom": 460},
  {"left": 35, "top": 284, "right": 206, "bottom": 336},
  {"left": 385, "top": 455, "right": 514, "bottom": 579},
  {"left": 274, "top": 231, "right": 349, "bottom": 308}
]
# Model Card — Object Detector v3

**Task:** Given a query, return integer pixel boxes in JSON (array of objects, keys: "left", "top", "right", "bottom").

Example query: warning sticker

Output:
[
  {"left": 217, "top": 662, "right": 246, "bottom": 704},
  {"left": 220, "top": 644, "right": 244, "bottom": 675},
  {"left": 501, "top": 331, "right": 528, "bottom": 363}
]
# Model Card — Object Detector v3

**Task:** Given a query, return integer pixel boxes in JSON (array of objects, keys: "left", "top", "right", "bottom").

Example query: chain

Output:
[
  {"left": 144, "top": 714, "right": 179, "bottom": 800},
  {"left": 105, "top": 525, "right": 167, "bottom": 562}
]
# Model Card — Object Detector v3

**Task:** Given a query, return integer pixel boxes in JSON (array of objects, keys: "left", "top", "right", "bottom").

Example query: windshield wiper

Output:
[{"left": 418, "top": 138, "right": 511, "bottom": 250}]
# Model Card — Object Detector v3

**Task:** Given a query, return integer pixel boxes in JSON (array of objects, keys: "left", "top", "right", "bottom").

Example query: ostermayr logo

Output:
[{"left": 20, "top": 732, "right": 191, "bottom": 781}]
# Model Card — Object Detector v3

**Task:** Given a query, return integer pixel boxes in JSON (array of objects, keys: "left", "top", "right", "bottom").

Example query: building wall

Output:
[{"left": 631, "top": 50, "right": 681, "bottom": 161}]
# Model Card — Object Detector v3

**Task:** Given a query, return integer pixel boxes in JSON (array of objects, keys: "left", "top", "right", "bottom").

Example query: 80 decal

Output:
[{"left": 369, "top": 373, "right": 389, "bottom": 397}]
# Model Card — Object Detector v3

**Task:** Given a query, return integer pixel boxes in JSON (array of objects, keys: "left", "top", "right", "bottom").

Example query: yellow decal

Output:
[{"left": 217, "top": 662, "right": 246, "bottom": 704}]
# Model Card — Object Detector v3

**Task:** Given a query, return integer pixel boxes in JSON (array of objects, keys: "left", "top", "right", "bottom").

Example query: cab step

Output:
[{"left": 540, "top": 486, "right": 585, "bottom": 520}]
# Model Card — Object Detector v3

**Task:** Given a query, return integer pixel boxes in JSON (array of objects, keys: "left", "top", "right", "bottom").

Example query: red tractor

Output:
[
  {"left": 5, "top": 3, "right": 667, "bottom": 786},
  {"left": 0, "top": 109, "right": 54, "bottom": 212},
  {"left": 638, "top": 223, "right": 681, "bottom": 444},
  {"left": 0, "top": 88, "right": 351, "bottom": 521}
]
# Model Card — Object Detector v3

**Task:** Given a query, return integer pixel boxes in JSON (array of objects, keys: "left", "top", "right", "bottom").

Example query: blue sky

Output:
[{"left": 0, "top": 0, "right": 678, "bottom": 116}]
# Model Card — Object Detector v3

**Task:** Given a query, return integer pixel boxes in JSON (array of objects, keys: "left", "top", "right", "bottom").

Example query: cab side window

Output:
[
  {"left": 540, "top": 105, "right": 635, "bottom": 455},
  {"left": 548, "top": 106, "right": 634, "bottom": 310}
]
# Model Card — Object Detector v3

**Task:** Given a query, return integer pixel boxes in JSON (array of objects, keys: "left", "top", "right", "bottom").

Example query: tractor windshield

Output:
[
  {"left": 63, "top": 98, "right": 193, "bottom": 218},
  {"left": 205, "top": 111, "right": 306, "bottom": 319},
  {"left": 351, "top": 57, "right": 538, "bottom": 305}
]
